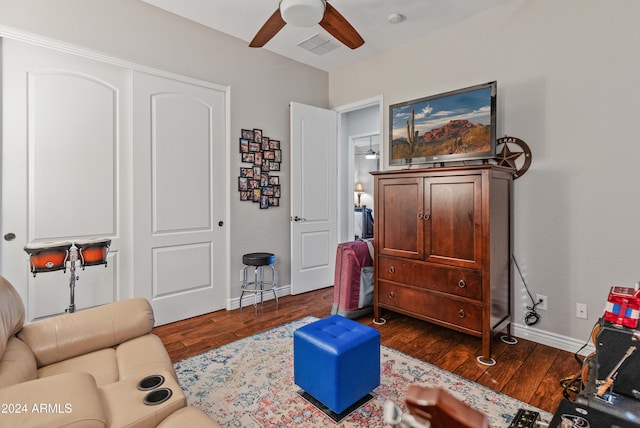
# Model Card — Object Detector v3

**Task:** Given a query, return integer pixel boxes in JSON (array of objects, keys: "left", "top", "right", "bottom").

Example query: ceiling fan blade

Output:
[
  {"left": 319, "top": 3, "right": 364, "bottom": 49},
  {"left": 249, "top": 9, "right": 286, "bottom": 47}
]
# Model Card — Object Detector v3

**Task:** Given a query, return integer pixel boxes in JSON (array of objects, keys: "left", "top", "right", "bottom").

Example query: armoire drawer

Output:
[
  {"left": 378, "top": 256, "right": 482, "bottom": 300},
  {"left": 377, "top": 281, "right": 482, "bottom": 332}
]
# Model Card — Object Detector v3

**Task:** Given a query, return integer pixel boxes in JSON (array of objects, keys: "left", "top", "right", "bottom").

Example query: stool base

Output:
[
  {"left": 297, "top": 390, "right": 374, "bottom": 424},
  {"left": 240, "top": 263, "right": 278, "bottom": 313}
]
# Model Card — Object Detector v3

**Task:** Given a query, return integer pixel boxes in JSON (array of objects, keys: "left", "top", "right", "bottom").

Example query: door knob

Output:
[
  {"left": 4, "top": 233, "right": 15, "bottom": 241},
  {"left": 292, "top": 216, "right": 307, "bottom": 222}
]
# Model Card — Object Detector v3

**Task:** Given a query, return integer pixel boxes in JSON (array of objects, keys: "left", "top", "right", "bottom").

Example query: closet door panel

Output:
[
  {"left": 132, "top": 71, "right": 228, "bottom": 325},
  {"left": 31, "top": 71, "right": 116, "bottom": 238},
  {"left": 1, "top": 40, "right": 130, "bottom": 321}
]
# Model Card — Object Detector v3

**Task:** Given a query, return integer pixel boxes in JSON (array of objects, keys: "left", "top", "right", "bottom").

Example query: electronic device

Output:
[
  {"left": 508, "top": 409, "right": 540, "bottom": 428},
  {"left": 552, "top": 316, "right": 640, "bottom": 426},
  {"left": 594, "top": 319, "right": 640, "bottom": 400},
  {"left": 551, "top": 397, "right": 640, "bottom": 427},
  {"left": 388, "top": 81, "right": 497, "bottom": 167}
]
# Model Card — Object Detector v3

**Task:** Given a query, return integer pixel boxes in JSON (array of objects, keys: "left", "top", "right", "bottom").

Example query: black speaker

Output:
[
  {"left": 550, "top": 398, "right": 640, "bottom": 428},
  {"left": 595, "top": 319, "right": 640, "bottom": 400}
]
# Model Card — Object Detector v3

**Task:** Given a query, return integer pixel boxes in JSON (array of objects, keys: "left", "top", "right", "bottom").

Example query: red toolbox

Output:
[{"left": 604, "top": 286, "right": 640, "bottom": 328}]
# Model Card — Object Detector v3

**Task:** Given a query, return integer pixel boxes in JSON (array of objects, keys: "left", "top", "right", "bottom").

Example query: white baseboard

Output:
[
  {"left": 512, "top": 322, "right": 595, "bottom": 356},
  {"left": 228, "top": 284, "right": 291, "bottom": 311}
]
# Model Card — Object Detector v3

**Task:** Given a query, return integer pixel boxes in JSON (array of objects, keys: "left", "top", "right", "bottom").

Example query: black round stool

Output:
[{"left": 240, "top": 252, "right": 278, "bottom": 312}]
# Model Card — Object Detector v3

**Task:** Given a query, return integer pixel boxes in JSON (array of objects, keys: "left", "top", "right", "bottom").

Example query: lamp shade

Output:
[
  {"left": 354, "top": 183, "right": 364, "bottom": 193},
  {"left": 280, "top": 0, "right": 326, "bottom": 27}
]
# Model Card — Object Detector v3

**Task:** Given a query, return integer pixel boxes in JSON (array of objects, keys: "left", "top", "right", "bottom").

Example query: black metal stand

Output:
[{"left": 66, "top": 249, "right": 78, "bottom": 313}]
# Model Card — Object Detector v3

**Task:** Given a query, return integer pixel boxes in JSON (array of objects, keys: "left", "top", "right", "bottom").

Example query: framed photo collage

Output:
[{"left": 238, "top": 128, "right": 282, "bottom": 209}]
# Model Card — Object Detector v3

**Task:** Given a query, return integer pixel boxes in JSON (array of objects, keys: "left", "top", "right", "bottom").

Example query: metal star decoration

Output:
[
  {"left": 496, "top": 142, "right": 522, "bottom": 169},
  {"left": 495, "top": 136, "right": 532, "bottom": 179}
]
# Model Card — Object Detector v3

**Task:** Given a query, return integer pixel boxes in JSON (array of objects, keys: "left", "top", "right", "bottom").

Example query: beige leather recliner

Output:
[{"left": 0, "top": 275, "right": 220, "bottom": 428}]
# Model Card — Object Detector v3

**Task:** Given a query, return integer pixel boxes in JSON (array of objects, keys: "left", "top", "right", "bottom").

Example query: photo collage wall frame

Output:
[{"left": 238, "top": 128, "right": 282, "bottom": 209}]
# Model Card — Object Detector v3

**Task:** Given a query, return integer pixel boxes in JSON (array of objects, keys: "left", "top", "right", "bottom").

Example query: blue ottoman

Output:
[{"left": 294, "top": 315, "right": 380, "bottom": 414}]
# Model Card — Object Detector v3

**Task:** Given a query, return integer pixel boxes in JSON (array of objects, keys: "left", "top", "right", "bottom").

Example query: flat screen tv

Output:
[{"left": 389, "top": 81, "right": 496, "bottom": 166}]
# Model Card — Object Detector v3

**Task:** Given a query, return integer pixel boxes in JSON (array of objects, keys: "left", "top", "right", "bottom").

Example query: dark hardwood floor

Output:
[{"left": 152, "top": 287, "right": 579, "bottom": 415}]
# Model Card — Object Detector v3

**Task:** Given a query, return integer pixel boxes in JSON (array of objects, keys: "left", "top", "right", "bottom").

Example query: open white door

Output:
[{"left": 290, "top": 102, "right": 338, "bottom": 294}]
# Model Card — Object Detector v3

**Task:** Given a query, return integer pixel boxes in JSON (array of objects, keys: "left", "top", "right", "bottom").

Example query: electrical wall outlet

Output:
[
  {"left": 576, "top": 303, "right": 588, "bottom": 319},
  {"left": 536, "top": 294, "right": 548, "bottom": 311}
]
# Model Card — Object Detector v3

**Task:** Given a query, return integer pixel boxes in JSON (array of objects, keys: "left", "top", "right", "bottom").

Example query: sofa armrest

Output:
[
  {"left": 0, "top": 372, "right": 107, "bottom": 428},
  {"left": 17, "top": 298, "right": 154, "bottom": 367},
  {"left": 0, "top": 337, "right": 37, "bottom": 388}
]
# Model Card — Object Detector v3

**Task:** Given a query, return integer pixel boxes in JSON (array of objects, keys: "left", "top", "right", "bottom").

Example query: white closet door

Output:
[
  {"left": 132, "top": 71, "right": 227, "bottom": 325},
  {"left": 1, "top": 40, "right": 131, "bottom": 321}
]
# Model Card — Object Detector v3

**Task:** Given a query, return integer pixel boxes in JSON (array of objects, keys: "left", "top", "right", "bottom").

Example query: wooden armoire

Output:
[{"left": 372, "top": 165, "right": 513, "bottom": 365}]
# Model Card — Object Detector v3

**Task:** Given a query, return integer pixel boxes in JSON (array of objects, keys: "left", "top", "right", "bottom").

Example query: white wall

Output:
[
  {"left": 0, "top": 0, "right": 329, "bottom": 301},
  {"left": 329, "top": 0, "right": 640, "bottom": 350}
]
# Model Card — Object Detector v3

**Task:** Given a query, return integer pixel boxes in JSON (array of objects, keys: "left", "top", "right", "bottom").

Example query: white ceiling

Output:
[{"left": 141, "top": 0, "right": 513, "bottom": 72}]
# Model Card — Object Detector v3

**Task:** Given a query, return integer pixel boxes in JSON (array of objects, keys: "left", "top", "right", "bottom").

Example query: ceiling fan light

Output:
[
  {"left": 365, "top": 136, "right": 377, "bottom": 159},
  {"left": 280, "top": 0, "right": 326, "bottom": 27}
]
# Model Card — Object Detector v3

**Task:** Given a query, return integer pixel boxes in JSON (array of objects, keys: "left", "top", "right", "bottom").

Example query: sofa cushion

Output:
[
  {"left": 0, "top": 337, "right": 37, "bottom": 388},
  {"left": 116, "top": 334, "right": 175, "bottom": 381},
  {"left": 0, "top": 275, "right": 25, "bottom": 361},
  {"left": 0, "top": 371, "right": 107, "bottom": 428},
  {"left": 18, "top": 297, "right": 154, "bottom": 367},
  {"left": 37, "top": 348, "right": 119, "bottom": 387}
]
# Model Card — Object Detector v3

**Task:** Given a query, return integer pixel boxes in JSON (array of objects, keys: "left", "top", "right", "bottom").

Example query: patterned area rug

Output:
[{"left": 174, "top": 316, "right": 551, "bottom": 427}]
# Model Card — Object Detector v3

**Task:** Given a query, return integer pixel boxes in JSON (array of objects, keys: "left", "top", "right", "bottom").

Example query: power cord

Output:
[{"left": 512, "top": 254, "right": 543, "bottom": 326}]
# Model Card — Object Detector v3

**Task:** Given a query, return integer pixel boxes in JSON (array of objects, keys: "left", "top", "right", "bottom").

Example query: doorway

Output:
[
  {"left": 335, "top": 96, "right": 383, "bottom": 243},
  {"left": 353, "top": 134, "right": 380, "bottom": 240}
]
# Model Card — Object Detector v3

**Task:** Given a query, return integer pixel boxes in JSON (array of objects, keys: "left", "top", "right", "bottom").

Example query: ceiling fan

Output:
[{"left": 249, "top": 0, "right": 365, "bottom": 49}]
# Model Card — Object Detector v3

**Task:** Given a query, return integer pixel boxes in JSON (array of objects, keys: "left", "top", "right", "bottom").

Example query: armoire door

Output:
[
  {"left": 425, "top": 174, "right": 482, "bottom": 269},
  {"left": 0, "top": 39, "right": 131, "bottom": 321},
  {"left": 132, "top": 71, "right": 228, "bottom": 325},
  {"left": 376, "top": 176, "right": 424, "bottom": 260}
]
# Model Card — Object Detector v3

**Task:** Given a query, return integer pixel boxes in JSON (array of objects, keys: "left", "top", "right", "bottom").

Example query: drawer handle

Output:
[
  {"left": 458, "top": 309, "right": 465, "bottom": 318},
  {"left": 458, "top": 279, "right": 467, "bottom": 288},
  {"left": 389, "top": 266, "right": 395, "bottom": 274},
  {"left": 389, "top": 291, "right": 395, "bottom": 299}
]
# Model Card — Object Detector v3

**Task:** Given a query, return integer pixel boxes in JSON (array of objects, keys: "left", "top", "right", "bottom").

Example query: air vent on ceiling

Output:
[{"left": 297, "top": 34, "right": 340, "bottom": 55}]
